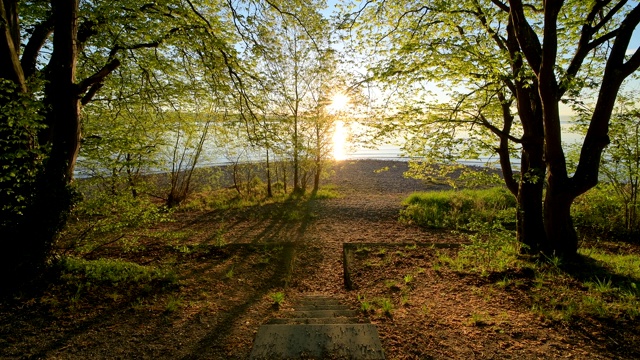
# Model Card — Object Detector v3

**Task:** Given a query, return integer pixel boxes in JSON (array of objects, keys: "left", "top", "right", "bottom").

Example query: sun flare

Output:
[
  {"left": 332, "top": 120, "right": 348, "bottom": 161},
  {"left": 329, "top": 93, "right": 349, "bottom": 112}
]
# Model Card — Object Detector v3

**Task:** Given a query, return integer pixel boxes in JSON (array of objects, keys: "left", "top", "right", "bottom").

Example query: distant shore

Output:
[{"left": 78, "top": 158, "right": 491, "bottom": 197}]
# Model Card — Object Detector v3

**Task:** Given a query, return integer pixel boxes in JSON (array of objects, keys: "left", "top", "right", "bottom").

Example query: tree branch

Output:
[
  {"left": 0, "top": 0, "right": 26, "bottom": 91},
  {"left": 508, "top": 0, "right": 542, "bottom": 73},
  {"left": 21, "top": 14, "right": 54, "bottom": 79},
  {"left": 559, "top": 0, "right": 626, "bottom": 96},
  {"left": 78, "top": 58, "right": 120, "bottom": 94}
]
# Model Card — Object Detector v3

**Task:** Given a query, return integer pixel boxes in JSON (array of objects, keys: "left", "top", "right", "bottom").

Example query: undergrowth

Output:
[
  {"left": 400, "top": 187, "right": 516, "bottom": 230},
  {"left": 401, "top": 187, "right": 640, "bottom": 322},
  {"left": 58, "top": 256, "right": 177, "bottom": 286},
  {"left": 40, "top": 256, "right": 178, "bottom": 312}
]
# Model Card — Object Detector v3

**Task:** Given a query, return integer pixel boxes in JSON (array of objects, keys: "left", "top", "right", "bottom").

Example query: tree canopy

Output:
[
  {"left": 342, "top": 0, "right": 640, "bottom": 256},
  {"left": 0, "top": 0, "right": 336, "bottom": 288}
]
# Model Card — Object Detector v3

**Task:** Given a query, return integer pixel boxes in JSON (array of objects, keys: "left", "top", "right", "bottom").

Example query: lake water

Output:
[{"left": 75, "top": 117, "right": 585, "bottom": 177}]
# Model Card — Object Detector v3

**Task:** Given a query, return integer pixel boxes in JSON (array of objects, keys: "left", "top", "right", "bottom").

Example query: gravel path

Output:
[{"left": 287, "top": 160, "right": 464, "bottom": 296}]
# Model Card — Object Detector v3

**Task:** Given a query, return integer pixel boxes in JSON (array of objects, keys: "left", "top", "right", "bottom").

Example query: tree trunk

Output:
[
  {"left": 46, "top": 0, "right": 80, "bottom": 182},
  {"left": 516, "top": 142, "right": 546, "bottom": 253},
  {"left": 517, "top": 181, "right": 545, "bottom": 253},
  {"left": 2, "top": 0, "right": 81, "bottom": 290},
  {"left": 0, "top": 0, "right": 26, "bottom": 91},
  {"left": 313, "top": 162, "right": 321, "bottom": 194},
  {"left": 543, "top": 179, "right": 578, "bottom": 258},
  {"left": 30, "top": 0, "right": 81, "bottom": 248},
  {"left": 283, "top": 162, "right": 288, "bottom": 193},
  {"left": 265, "top": 149, "right": 273, "bottom": 197}
]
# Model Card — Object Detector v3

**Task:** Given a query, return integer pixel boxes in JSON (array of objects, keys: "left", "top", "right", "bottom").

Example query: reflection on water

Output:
[
  {"left": 332, "top": 120, "right": 348, "bottom": 160},
  {"left": 77, "top": 117, "right": 586, "bottom": 177}
]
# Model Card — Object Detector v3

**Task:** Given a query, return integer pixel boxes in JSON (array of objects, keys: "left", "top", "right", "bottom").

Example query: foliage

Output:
[
  {"left": 310, "top": 185, "right": 341, "bottom": 199},
  {"left": 400, "top": 187, "right": 516, "bottom": 230},
  {"left": 0, "top": 0, "right": 248, "bottom": 286},
  {"left": 456, "top": 224, "right": 521, "bottom": 274},
  {"left": 165, "top": 295, "right": 183, "bottom": 313},
  {"left": 58, "top": 256, "right": 176, "bottom": 286},
  {"left": 405, "top": 162, "right": 504, "bottom": 190},
  {"left": 342, "top": 0, "right": 640, "bottom": 256},
  {"left": 579, "top": 248, "right": 640, "bottom": 280},
  {"left": 528, "top": 249, "right": 640, "bottom": 321},
  {"left": 357, "top": 294, "right": 373, "bottom": 312},
  {"left": 270, "top": 291, "right": 285, "bottom": 306},
  {"left": 60, "top": 187, "right": 170, "bottom": 253},
  {"left": 570, "top": 92, "right": 640, "bottom": 238},
  {"left": 572, "top": 183, "right": 632, "bottom": 238},
  {"left": 235, "top": 0, "right": 339, "bottom": 194},
  {"left": 377, "top": 297, "right": 394, "bottom": 316},
  {"left": 0, "top": 79, "right": 46, "bottom": 227}
]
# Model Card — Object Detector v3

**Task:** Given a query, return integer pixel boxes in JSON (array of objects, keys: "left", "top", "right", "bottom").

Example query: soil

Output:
[{"left": 1, "top": 159, "right": 639, "bottom": 359}]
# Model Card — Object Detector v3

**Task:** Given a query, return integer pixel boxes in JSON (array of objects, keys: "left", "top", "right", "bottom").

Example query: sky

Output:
[{"left": 323, "top": 0, "right": 640, "bottom": 117}]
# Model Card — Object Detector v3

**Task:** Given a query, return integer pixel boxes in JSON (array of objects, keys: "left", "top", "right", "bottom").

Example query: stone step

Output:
[
  {"left": 267, "top": 317, "right": 362, "bottom": 325},
  {"left": 288, "top": 309, "right": 359, "bottom": 318},
  {"left": 250, "top": 324, "right": 385, "bottom": 359},
  {"left": 293, "top": 304, "right": 351, "bottom": 311},
  {"left": 298, "top": 297, "right": 341, "bottom": 305}
]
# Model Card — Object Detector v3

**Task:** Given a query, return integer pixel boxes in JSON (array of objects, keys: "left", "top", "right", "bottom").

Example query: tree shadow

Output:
[{"left": 559, "top": 253, "right": 639, "bottom": 286}]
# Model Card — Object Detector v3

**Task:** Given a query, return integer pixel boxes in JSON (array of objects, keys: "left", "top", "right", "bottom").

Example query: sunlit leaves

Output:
[{"left": 0, "top": 79, "right": 46, "bottom": 224}]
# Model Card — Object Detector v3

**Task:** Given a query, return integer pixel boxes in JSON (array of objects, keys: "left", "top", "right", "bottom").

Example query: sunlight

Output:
[
  {"left": 329, "top": 93, "right": 349, "bottom": 113},
  {"left": 332, "top": 120, "right": 348, "bottom": 161}
]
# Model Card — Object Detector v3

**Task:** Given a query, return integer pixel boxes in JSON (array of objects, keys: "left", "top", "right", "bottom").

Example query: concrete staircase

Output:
[{"left": 250, "top": 295, "right": 385, "bottom": 359}]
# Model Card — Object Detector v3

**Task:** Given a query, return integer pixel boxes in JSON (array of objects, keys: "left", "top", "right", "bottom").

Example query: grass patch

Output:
[
  {"left": 400, "top": 187, "right": 516, "bottom": 230},
  {"left": 58, "top": 256, "right": 177, "bottom": 286},
  {"left": 46, "top": 256, "right": 178, "bottom": 312},
  {"left": 312, "top": 185, "right": 341, "bottom": 199},
  {"left": 377, "top": 298, "right": 394, "bottom": 316},
  {"left": 270, "top": 291, "right": 285, "bottom": 308},
  {"left": 399, "top": 186, "right": 640, "bottom": 322}
]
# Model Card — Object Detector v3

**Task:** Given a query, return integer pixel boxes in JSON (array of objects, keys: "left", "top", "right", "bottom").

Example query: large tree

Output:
[
  {"left": 344, "top": 0, "right": 640, "bottom": 257},
  {"left": 0, "top": 0, "right": 240, "bottom": 289}
]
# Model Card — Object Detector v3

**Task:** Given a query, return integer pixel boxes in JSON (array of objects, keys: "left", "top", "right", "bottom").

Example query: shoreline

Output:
[{"left": 76, "top": 158, "right": 501, "bottom": 198}]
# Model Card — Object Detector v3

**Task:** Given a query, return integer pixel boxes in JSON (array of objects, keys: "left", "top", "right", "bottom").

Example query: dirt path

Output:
[{"left": 285, "top": 160, "right": 463, "bottom": 296}]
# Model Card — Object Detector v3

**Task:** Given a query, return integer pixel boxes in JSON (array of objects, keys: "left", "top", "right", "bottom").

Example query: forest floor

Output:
[{"left": 1, "top": 159, "right": 639, "bottom": 359}]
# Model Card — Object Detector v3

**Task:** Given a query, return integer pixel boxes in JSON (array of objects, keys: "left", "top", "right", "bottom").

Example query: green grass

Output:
[
  {"left": 165, "top": 295, "right": 183, "bottom": 313},
  {"left": 579, "top": 248, "right": 640, "bottom": 278},
  {"left": 403, "top": 187, "right": 640, "bottom": 322},
  {"left": 377, "top": 298, "right": 394, "bottom": 316},
  {"left": 51, "top": 256, "right": 178, "bottom": 311},
  {"left": 58, "top": 256, "right": 177, "bottom": 286},
  {"left": 357, "top": 294, "right": 373, "bottom": 312},
  {"left": 400, "top": 187, "right": 516, "bottom": 230},
  {"left": 312, "top": 185, "right": 341, "bottom": 199},
  {"left": 571, "top": 183, "right": 640, "bottom": 238},
  {"left": 270, "top": 292, "right": 285, "bottom": 306},
  {"left": 403, "top": 274, "right": 414, "bottom": 285},
  {"left": 466, "top": 312, "right": 491, "bottom": 326}
]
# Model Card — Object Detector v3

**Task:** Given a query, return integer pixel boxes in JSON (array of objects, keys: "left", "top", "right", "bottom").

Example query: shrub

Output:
[
  {"left": 60, "top": 189, "right": 171, "bottom": 254},
  {"left": 572, "top": 183, "right": 638, "bottom": 239},
  {"left": 400, "top": 187, "right": 516, "bottom": 230}
]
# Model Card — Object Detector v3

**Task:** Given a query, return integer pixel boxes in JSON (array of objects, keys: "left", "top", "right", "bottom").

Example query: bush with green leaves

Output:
[
  {"left": 454, "top": 222, "right": 521, "bottom": 274},
  {"left": 571, "top": 183, "right": 630, "bottom": 238},
  {"left": 0, "top": 79, "right": 46, "bottom": 228},
  {"left": 400, "top": 187, "right": 516, "bottom": 230},
  {"left": 569, "top": 92, "right": 640, "bottom": 238},
  {"left": 61, "top": 188, "right": 170, "bottom": 253}
]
